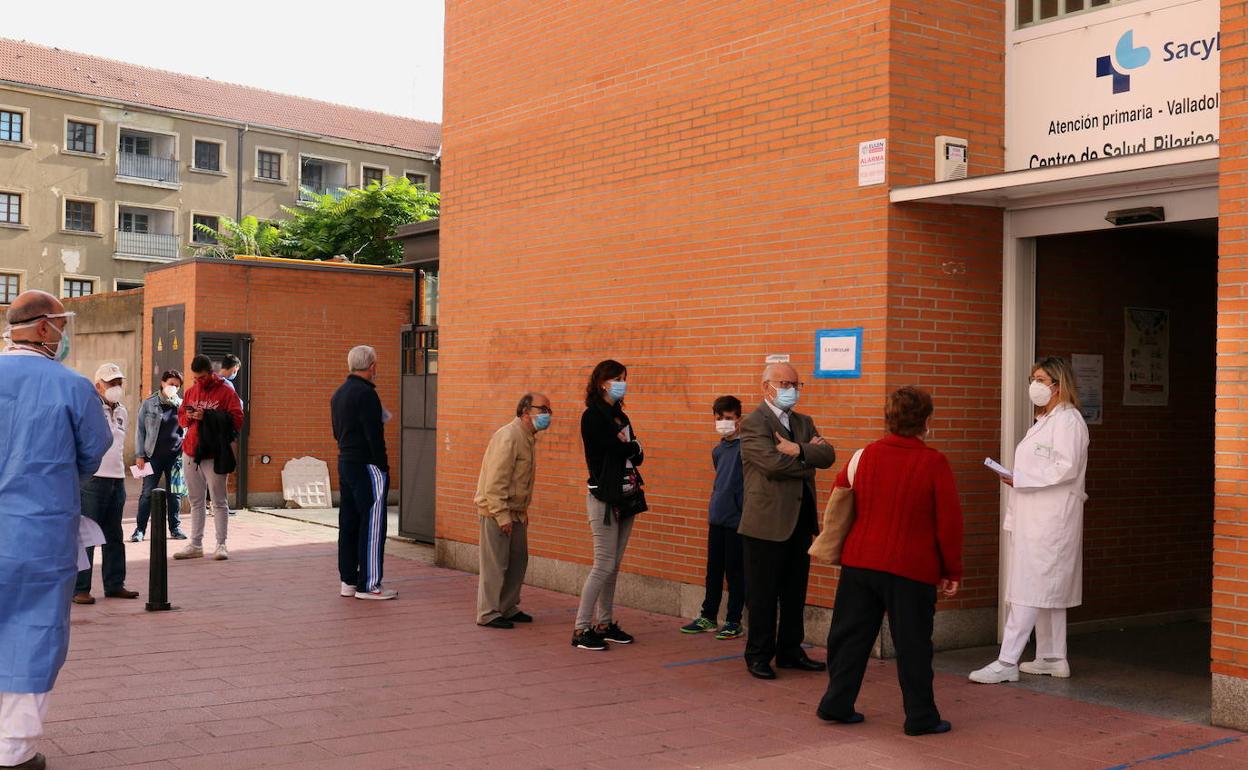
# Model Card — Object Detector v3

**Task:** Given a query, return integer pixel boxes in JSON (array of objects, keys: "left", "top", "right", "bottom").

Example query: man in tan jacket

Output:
[
  {"left": 473, "top": 393, "right": 552, "bottom": 628},
  {"left": 739, "top": 363, "right": 835, "bottom": 679}
]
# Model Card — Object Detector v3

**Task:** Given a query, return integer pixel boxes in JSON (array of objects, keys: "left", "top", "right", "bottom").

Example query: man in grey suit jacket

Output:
[{"left": 738, "top": 363, "right": 835, "bottom": 679}]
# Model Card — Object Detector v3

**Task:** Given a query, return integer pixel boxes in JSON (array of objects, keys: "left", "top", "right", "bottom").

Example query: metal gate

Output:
[
  {"left": 194, "top": 332, "right": 253, "bottom": 507},
  {"left": 399, "top": 324, "right": 437, "bottom": 542},
  {"left": 150, "top": 304, "right": 185, "bottom": 391}
]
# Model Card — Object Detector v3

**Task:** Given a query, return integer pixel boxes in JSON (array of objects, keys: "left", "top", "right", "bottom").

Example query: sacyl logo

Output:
[{"left": 1096, "top": 30, "right": 1151, "bottom": 94}]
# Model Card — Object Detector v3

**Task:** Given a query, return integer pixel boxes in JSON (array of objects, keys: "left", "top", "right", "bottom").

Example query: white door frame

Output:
[{"left": 997, "top": 185, "right": 1218, "bottom": 640}]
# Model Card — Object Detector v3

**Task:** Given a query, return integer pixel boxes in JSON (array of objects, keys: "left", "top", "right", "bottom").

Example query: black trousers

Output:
[
  {"left": 742, "top": 505, "right": 815, "bottom": 665},
  {"left": 819, "top": 566, "right": 941, "bottom": 732},
  {"left": 701, "top": 524, "right": 746, "bottom": 625}
]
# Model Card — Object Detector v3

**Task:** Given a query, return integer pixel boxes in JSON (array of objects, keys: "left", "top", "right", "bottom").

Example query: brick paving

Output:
[{"left": 50, "top": 507, "right": 1247, "bottom": 769}]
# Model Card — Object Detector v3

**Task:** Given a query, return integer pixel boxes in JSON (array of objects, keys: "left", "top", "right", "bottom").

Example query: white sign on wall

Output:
[
  {"left": 1006, "top": 0, "right": 1219, "bottom": 171},
  {"left": 858, "top": 138, "right": 886, "bottom": 186}
]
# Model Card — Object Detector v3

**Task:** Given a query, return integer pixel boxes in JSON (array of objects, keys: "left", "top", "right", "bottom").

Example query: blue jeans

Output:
[
  {"left": 76, "top": 477, "right": 126, "bottom": 594},
  {"left": 135, "top": 455, "right": 182, "bottom": 533}
]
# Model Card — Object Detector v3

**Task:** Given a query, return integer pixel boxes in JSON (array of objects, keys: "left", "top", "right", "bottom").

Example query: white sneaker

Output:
[
  {"left": 173, "top": 545, "right": 203, "bottom": 560},
  {"left": 355, "top": 586, "right": 398, "bottom": 600},
  {"left": 1020, "top": 658, "right": 1071, "bottom": 678},
  {"left": 340, "top": 582, "right": 356, "bottom": 597},
  {"left": 969, "top": 660, "right": 1020, "bottom": 684},
  {"left": 212, "top": 544, "right": 229, "bottom": 560}
]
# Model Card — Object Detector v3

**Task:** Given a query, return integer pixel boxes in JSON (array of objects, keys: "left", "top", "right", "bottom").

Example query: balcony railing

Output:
[
  {"left": 115, "top": 230, "right": 179, "bottom": 259},
  {"left": 117, "top": 151, "right": 180, "bottom": 184},
  {"left": 298, "top": 183, "right": 350, "bottom": 202}
]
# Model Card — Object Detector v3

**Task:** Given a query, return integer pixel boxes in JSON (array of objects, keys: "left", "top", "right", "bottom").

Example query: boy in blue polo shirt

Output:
[{"left": 681, "top": 395, "right": 746, "bottom": 640}]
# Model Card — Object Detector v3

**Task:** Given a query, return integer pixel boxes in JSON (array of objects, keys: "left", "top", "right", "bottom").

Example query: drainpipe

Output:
[{"left": 235, "top": 125, "right": 248, "bottom": 221}]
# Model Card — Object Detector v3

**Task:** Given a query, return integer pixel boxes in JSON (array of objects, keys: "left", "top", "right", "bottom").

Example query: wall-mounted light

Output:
[
  {"left": 1106, "top": 206, "right": 1164, "bottom": 226},
  {"left": 260, "top": 455, "right": 271, "bottom": 465}
]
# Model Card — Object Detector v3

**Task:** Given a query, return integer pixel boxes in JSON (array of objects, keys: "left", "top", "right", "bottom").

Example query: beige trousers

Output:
[{"left": 476, "top": 517, "right": 529, "bottom": 624}]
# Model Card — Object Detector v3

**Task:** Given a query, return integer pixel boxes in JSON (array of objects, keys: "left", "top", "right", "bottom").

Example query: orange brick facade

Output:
[
  {"left": 142, "top": 259, "right": 412, "bottom": 502},
  {"left": 439, "top": 1, "right": 1005, "bottom": 628},
  {"left": 441, "top": 0, "right": 1248, "bottom": 722}
]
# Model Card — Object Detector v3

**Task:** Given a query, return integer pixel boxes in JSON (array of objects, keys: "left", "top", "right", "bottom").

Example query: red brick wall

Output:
[
  {"left": 440, "top": 0, "right": 1008, "bottom": 613},
  {"left": 1036, "top": 229, "right": 1216, "bottom": 621},
  {"left": 143, "top": 259, "right": 412, "bottom": 496},
  {"left": 1215, "top": 0, "right": 1248, "bottom": 681},
  {"left": 883, "top": 0, "right": 1005, "bottom": 612}
]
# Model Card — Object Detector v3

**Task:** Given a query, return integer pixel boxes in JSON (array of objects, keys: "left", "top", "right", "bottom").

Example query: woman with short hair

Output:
[
  {"left": 573, "top": 359, "right": 645, "bottom": 651},
  {"left": 971, "top": 356, "right": 1089, "bottom": 684},
  {"left": 817, "top": 386, "right": 963, "bottom": 736}
]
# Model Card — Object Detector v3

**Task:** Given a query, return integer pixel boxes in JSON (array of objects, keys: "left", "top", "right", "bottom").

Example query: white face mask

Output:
[
  {"left": 162, "top": 384, "right": 179, "bottom": 399},
  {"left": 1028, "top": 380, "right": 1055, "bottom": 408},
  {"left": 715, "top": 419, "right": 738, "bottom": 436},
  {"left": 104, "top": 385, "right": 124, "bottom": 404}
]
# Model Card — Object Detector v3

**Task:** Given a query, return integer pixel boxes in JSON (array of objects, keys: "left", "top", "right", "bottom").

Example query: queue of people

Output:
[{"left": 463, "top": 355, "right": 1090, "bottom": 737}]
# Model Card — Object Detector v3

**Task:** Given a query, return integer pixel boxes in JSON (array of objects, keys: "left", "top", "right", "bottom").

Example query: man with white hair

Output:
[
  {"left": 738, "top": 362, "right": 835, "bottom": 680},
  {"left": 330, "top": 345, "right": 395, "bottom": 600},
  {"left": 0, "top": 290, "right": 112, "bottom": 770}
]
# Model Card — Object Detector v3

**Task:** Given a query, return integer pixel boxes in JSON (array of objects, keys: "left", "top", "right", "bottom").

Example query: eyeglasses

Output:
[
  {"left": 766, "top": 380, "right": 804, "bottom": 390},
  {"left": 1028, "top": 376, "right": 1055, "bottom": 385},
  {"left": 526, "top": 405, "right": 553, "bottom": 415}
]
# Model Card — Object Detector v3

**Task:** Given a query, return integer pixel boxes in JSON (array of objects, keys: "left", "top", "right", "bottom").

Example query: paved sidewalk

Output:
[{"left": 52, "top": 510, "right": 1247, "bottom": 769}]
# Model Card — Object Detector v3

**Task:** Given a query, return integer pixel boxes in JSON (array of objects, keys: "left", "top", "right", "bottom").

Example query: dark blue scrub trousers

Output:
[{"left": 338, "top": 461, "right": 389, "bottom": 593}]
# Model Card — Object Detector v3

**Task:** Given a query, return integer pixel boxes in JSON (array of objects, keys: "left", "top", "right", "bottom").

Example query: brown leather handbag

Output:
[{"left": 808, "top": 448, "right": 863, "bottom": 565}]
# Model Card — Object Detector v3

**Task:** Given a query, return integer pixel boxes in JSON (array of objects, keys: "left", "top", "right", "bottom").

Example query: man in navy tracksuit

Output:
[{"left": 330, "top": 345, "right": 394, "bottom": 600}]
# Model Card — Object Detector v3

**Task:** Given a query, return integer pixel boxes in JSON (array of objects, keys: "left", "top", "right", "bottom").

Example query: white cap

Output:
[{"left": 94, "top": 362, "right": 125, "bottom": 383}]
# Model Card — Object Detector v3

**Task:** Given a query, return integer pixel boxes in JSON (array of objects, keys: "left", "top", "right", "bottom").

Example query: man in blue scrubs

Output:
[{"left": 0, "top": 291, "right": 111, "bottom": 770}]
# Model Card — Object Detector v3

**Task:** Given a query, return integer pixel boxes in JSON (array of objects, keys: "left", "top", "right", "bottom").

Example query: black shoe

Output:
[
  {"left": 506, "top": 610, "right": 533, "bottom": 623},
  {"left": 170, "top": 529, "right": 188, "bottom": 540},
  {"left": 746, "top": 660, "right": 777, "bottom": 680},
  {"left": 817, "top": 709, "right": 865, "bottom": 724},
  {"left": 776, "top": 652, "right": 826, "bottom": 672},
  {"left": 572, "top": 629, "right": 608, "bottom": 651},
  {"left": 129, "top": 530, "right": 144, "bottom": 543},
  {"left": 4, "top": 752, "right": 46, "bottom": 769},
  {"left": 600, "top": 622, "right": 634, "bottom": 644},
  {"left": 482, "top": 616, "right": 514, "bottom": 629},
  {"left": 228, "top": 510, "right": 236, "bottom": 516},
  {"left": 905, "top": 720, "right": 952, "bottom": 736}
]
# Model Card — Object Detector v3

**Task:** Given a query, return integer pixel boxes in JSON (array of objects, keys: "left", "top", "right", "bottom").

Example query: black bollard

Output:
[{"left": 145, "top": 488, "right": 173, "bottom": 612}]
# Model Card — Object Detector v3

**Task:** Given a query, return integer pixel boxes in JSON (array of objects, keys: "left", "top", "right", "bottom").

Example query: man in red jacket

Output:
[{"left": 173, "top": 354, "right": 244, "bottom": 562}]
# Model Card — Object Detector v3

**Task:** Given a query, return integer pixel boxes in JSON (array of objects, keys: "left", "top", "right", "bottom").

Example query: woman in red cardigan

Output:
[{"left": 816, "top": 386, "right": 963, "bottom": 736}]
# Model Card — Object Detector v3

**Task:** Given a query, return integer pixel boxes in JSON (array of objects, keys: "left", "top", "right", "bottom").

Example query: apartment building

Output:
[{"left": 0, "top": 38, "right": 440, "bottom": 301}]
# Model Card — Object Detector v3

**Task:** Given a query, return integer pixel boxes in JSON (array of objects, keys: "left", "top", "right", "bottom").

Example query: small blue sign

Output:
[{"left": 814, "top": 328, "right": 863, "bottom": 379}]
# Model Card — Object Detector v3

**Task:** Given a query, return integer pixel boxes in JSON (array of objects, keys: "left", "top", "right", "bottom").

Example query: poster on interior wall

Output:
[
  {"left": 1071, "top": 353, "right": 1104, "bottom": 425},
  {"left": 1123, "top": 307, "right": 1169, "bottom": 407}
]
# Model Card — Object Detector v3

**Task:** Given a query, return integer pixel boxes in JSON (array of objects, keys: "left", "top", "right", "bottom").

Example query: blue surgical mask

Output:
[
  {"left": 533, "top": 412, "right": 552, "bottom": 431},
  {"left": 608, "top": 380, "right": 627, "bottom": 402},
  {"left": 226, "top": 370, "right": 238, "bottom": 381},
  {"left": 773, "top": 386, "right": 799, "bottom": 410}
]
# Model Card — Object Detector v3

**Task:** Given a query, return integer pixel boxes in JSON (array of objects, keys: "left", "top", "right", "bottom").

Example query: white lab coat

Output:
[{"left": 1004, "top": 403, "right": 1089, "bottom": 608}]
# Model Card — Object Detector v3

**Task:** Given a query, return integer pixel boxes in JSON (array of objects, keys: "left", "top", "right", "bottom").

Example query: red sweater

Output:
[
  {"left": 178, "top": 373, "right": 244, "bottom": 459},
  {"left": 836, "top": 434, "right": 963, "bottom": 585}
]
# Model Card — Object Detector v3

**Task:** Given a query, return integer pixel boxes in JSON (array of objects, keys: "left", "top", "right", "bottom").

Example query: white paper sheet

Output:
[
  {"left": 77, "top": 516, "right": 106, "bottom": 571},
  {"left": 130, "top": 463, "right": 154, "bottom": 479},
  {"left": 984, "top": 457, "right": 1014, "bottom": 481}
]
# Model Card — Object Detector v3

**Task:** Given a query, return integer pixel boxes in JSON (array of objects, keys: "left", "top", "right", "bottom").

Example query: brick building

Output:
[
  {"left": 142, "top": 257, "right": 412, "bottom": 505},
  {"left": 438, "top": 0, "right": 1248, "bottom": 727}
]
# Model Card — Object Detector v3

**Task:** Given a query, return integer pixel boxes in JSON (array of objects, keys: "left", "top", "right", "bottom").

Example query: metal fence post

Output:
[{"left": 145, "top": 488, "right": 173, "bottom": 612}]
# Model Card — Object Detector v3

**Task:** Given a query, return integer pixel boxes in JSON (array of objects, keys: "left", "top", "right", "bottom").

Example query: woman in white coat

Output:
[{"left": 971, "top": 356, "right": 1089, "bottom": 684}]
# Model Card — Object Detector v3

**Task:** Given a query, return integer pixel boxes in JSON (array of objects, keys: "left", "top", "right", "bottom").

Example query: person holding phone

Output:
[{"left": 972, "top": 356, "right": 1089, "bottom": 684}]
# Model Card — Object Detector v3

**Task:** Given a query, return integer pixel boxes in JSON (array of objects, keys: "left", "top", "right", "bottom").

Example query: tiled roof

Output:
[{"left": 0, "top": 38, "right": 440, "bottom": 156}]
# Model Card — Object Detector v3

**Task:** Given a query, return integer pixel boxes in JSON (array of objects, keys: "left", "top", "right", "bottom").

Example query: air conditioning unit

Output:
[{"left": 935, "top": 136, "right": 968, "bottom": 181}]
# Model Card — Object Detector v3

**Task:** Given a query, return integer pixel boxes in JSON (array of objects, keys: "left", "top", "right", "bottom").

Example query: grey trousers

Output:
[
  {"left": 477, "top": 517, "right": 529, "bottom": 624},
  {"left": 183, "top": 453, "right": 229, "bottom": 549},
  {"left": 575, "top": 495, "right": 635, "bottom": 630}
]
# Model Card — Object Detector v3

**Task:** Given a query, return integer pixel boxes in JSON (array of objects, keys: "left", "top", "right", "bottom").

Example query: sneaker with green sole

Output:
[
  {"left": 715, "top": 621, "right": 744, "bottom": 640},
  {"left": 680, "top": 616, "right": 717, "bottom": 634}
]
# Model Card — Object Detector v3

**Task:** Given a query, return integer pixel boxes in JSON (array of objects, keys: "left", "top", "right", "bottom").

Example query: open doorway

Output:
[{"left": 938, "top": 218, "right": 1217, "bottom": 722}]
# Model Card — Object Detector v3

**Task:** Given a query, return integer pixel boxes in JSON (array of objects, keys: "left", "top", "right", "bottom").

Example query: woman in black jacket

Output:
[{"left": 573, "top": 359, "right": 646, "bottom": 651}]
